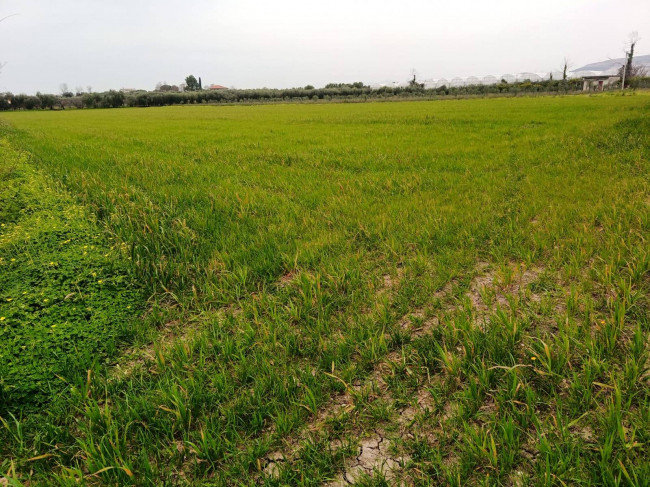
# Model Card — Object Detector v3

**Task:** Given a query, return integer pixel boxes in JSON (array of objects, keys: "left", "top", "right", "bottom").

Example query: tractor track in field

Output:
[
  {"left": 258, "top": 260, "right": 553, "bottom": 484},
  {"left": 105, "top": 257, "right": 560, "bottom": 485}
]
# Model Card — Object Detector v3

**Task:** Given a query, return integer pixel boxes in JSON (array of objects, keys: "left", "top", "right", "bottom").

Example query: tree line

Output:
[{"left": 2, "top": 77, "right": 649, "bottom": 111}]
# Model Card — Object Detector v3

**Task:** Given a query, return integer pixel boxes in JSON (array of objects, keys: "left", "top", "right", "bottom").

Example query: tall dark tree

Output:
[
  {"left": 198, "top": 77, "right": 202, "bottom": 90},
  {"left": 408, "top": 69, "right": 424, "bottom": 89},
  {"left": 561, "top": 58, "right": 571, "bottom": 81},
  {"left": 623, "top": 32, "right": 640, "bottom": 87},
  {"left": 185, "top": 75, "right": 200, "bottom": 91}
]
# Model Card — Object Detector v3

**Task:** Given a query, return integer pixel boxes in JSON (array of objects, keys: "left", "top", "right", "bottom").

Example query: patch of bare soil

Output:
[
  {"left": 327, "top": 431, "right": 407, "bottom": 486},
  {"left": 509, "top": 469, "right": 529, "bottom": 487},
  {"left": 398, "top": 261, "right": 542, "bottom": 339},
  {"left": 278, "top": 271, "right": 297, "bottom": 287},
  {"left": 260, "top": 451, "right": 286, "bottom": 477},
  {"left": 466, "top": 263, "right": 543, "bottom": 321},
  {"left": 377, "top": 265, "right": 406, "bottom": 298},
  {"left": 398, "top": 387, "right": 436, "bottom": 424}
]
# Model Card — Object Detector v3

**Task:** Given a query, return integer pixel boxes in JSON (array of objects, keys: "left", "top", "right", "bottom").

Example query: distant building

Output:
[
  {"left": 207, "top": 84, "right": 228, "bottom": 90},
  {"left": 571, "top": 54, "right": 650, "bottom": 92},
  {"left": 581, "top": 75, "right": 620, "bottom": 92}
]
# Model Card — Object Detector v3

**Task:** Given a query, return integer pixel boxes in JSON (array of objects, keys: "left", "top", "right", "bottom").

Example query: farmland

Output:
[{"left": 1, "top": 93, "right": 649, "bottom": 485}]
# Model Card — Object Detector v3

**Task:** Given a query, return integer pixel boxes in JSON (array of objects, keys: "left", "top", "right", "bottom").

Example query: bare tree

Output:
[
  {"left": 408, "top": 68, "right": 424, "bottom": 89},
  {"left": 561, "top": 57, "right": 571, "bottom": 81},
  {"left": 632, "top": 65, "right": 648, "bottom": 77},
  {"left": 625, "top": 32, "right": 639, "bottom": 81},
  {"left": 86, "top": 85, "right": 92, "bottom": 93},
  {"left": 59, "top": 83, "right": 69, "bottom": 95},
  {"left": 619, "top": 62, "right": 648, "bottom": 80},
  {"left": 75, "top": 86, "right": 84, "bottom": 95}
]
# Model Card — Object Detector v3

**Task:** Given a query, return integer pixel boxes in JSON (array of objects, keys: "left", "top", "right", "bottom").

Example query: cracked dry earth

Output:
[
  {"left": 263, "top": 426, "right": 409, "bottom": 486},
  {"left": 262, "top": 261, "right": 549, "bottom": 485},
  {"left": 327, "top": 432, "right": 403, "bottom": 486},
  {"left": 323, "top": 382, "right": 442, "bottom": 486}
]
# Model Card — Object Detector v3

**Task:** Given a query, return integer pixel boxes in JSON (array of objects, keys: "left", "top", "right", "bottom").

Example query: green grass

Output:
[{"left": 0, "top": 92, "right": 649, "bottom": 485}]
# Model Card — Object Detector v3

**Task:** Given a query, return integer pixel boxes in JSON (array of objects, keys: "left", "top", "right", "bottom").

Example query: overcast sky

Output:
[{"left": 0, "top": 0, "right": 648, "bottom": 94}]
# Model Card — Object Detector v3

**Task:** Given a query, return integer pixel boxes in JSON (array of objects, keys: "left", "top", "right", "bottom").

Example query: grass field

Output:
[{"left": 1, "top": 93, "right": 649, "bottom": 486}]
